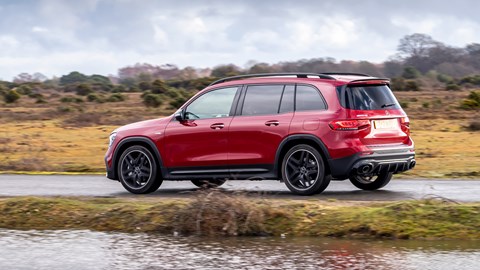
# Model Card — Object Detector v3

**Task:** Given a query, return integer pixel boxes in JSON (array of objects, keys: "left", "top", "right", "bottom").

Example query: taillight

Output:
[
  {"left": 329, "top": 119, "right": 371, "bottom": 131},
  {"left": 400, "top": 117, "right": 410, "bottom": 134}
]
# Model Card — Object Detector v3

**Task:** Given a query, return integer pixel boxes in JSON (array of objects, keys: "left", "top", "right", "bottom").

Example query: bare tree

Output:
[{"left": 397, "top": 33, "right": 441, "bottom": 59}]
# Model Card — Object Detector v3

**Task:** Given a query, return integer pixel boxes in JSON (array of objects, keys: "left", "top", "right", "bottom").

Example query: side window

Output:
[
  {"left": 241, "top": 85, "right": 284, "bottom": 116},
  {"left": 279, "top": 85, "right": 295, "bottom": 113},
  {"left": 296, "top": 85, "right": 327, "bottom": 111},
  {"left": 185, "top": 87, "right": 238, "bottom": 119}
]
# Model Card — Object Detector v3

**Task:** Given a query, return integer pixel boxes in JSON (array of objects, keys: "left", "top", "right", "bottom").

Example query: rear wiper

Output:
[{"left": 381, "top": 103, "right": 396, "bottom": 108}]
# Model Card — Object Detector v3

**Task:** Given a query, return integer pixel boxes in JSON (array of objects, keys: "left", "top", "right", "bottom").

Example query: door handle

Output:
[
  {"left": 210, "top": 123, "right": 225, "bottom": 129},
  {"left": 265, "top": 120, "right": 280, "bottom": 126}
]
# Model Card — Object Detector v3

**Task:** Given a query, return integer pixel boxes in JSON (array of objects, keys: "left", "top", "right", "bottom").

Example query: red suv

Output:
[{"left": 105, "top": 73, "right": 415, "bottom": 195}]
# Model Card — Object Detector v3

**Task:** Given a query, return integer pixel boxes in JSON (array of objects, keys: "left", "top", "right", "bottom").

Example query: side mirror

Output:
[{"left": 174, "top": 110, "right": 184, "bottom": 121}]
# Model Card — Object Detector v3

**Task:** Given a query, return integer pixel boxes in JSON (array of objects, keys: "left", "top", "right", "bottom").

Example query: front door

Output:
[{"left": 164, "top": 86, "right": 239, "bottom": 170}]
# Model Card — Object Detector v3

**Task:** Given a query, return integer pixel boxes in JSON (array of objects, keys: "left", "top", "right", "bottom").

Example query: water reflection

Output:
[{"left": 0, "top": 230, "right": 479, "bottom": 270}]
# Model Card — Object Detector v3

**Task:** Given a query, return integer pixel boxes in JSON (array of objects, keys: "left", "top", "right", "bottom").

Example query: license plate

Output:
[{"left": 373, "top": 119, "right": 398, "bottom": 129}]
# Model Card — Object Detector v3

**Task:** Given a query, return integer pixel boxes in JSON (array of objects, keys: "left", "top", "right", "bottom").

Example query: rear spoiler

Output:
[{"left": 346, "top": 78, "right": 390, "bottom": 85}]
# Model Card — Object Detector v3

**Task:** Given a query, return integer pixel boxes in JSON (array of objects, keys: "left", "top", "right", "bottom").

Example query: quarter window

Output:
[
  {"left": 185, "top": 87, "right": 238, "bottom": 119},
  {"left": 241, "top": 85, "right": 284, "bottom": 116},
  {"left": 296, "top": 85, "right": 326, "bottom": 111}
]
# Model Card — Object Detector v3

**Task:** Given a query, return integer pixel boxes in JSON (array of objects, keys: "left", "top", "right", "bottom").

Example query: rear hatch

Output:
[{"left": 335, "top": 80, "right": 411, "bottom": 147}]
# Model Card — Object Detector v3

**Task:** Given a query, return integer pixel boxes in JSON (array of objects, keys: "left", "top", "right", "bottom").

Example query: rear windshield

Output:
[{"left": 336, "top": 84, "right": 400, "bottom": 110}]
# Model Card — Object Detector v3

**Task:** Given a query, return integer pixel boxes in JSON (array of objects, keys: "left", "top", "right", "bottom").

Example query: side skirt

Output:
[{"left": 163, "top": 164, "right": 278, "bottom": 180}]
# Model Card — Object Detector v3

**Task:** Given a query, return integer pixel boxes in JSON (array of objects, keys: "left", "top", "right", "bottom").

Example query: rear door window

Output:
[
  {"left": 279, "top": 85, "right": 295, "bottom": 113},
  {"left": 241, "top": 85, "right": 284, "bottom": 116},
  {"left": 336, "top": 84, "right": 400, "bottom": 110}
]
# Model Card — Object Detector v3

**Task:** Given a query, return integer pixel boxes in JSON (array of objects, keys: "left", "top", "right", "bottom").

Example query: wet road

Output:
[{"left": 0, "top": 174, "right": 479, "bottom": 202}]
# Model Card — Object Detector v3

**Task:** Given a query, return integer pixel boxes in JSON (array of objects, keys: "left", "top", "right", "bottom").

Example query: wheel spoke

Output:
[
  {"left": 289, "top": 157, "right": 301, "bottom": 166},
  {"left": 307, "top": 169, "right": 318, "bottom": 175},
  {"left": 299, "top": 151, "right": 306, "bottom": 163},
  {"left": 127, "top": 155, "right": 135, "bottom": 165},
  {"left": 289, "top": 170, "right": 300, "bottom": 180}
]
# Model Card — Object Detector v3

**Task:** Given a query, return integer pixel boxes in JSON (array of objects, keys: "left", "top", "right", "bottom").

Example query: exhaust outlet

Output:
[
  {"left": 409, "top": 160, "right": 416, "bottom": 169},
  {"left": 358, "top": 163, "right": 374, "bottom": 175}
]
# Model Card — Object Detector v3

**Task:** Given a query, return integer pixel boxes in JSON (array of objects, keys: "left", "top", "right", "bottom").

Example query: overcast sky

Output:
[{"left": 1, "top": 0, "right": 480, "bottom": 80}]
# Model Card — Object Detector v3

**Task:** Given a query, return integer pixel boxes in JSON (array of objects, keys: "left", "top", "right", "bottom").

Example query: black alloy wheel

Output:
[
  {"left": 191, "top": 179, "right": 227, "bottom": 188},
  {"left": 118, "top": 145, "right": 162, "bottom": 194},
  {"left": 349, "top": 172, "right": 393, "bottom": 190},
  {"left": 282, "top": 144, "right": 330, "bottom": 195}
]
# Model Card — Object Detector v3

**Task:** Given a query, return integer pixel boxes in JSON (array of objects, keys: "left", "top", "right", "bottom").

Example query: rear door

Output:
[{"left": 228, "top": 84, "right": 294, "bottom": 170}]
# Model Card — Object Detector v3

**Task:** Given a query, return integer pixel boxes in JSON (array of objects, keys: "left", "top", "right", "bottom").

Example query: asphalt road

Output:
[{"left": 0, "top": 174, "right": 479, "bottom": 202}]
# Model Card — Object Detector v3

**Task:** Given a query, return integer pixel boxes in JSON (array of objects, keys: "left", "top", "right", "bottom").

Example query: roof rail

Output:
[
  {"left": 208, "top": 73, "right": 336, "bottom": 86},
  {"left": 321, "top": 72, "right": 371, "bottom": 77}
]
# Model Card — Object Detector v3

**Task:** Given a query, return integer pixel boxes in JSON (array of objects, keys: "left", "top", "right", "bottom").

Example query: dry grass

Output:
[
  {"left": 0, "top": 90, "right": 479, "bottom": 177},
  {"left": 174, "top": 190, "right": 272, "bottom": 236}
]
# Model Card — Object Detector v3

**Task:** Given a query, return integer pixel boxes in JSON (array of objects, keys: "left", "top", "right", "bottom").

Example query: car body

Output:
[{"left": 105, "top": 73, "right": 415, "bottom": 195}]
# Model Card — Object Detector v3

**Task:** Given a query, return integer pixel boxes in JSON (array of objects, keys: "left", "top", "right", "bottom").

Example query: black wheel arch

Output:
[
  {"left": 111, "top": 136, "right": 165, "bottom": 180},
  {"left": 274, "top": 134, "right": 332, "bottom": 180}
]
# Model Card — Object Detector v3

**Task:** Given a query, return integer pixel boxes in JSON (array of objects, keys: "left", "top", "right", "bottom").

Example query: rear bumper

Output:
[{"left": 329, "top": 149, "right": 415, "bottom": 180}]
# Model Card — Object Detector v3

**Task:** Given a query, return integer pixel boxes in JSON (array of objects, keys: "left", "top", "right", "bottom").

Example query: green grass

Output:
[{"left": 1, "top": 193, "right": 479, "bottom": 239}]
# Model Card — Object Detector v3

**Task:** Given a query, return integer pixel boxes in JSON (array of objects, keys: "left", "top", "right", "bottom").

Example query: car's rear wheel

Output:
[
  {"left": 118, "top": 145, "right": 162, "bottom": 194},
  {"left": 281, "top": 144, "right": 330, "bottom": 195},
  {"left": 191, "top": 179, "right": 226, "bottom": 188},
  {"left": 349, "top": 172, "right": 393, "bottom": 190}
]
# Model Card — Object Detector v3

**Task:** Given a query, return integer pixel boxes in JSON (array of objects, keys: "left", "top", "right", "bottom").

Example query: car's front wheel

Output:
[
  {"left": 349, "top": 172, "right": 393, "bottom": 190},
  {"left": 281, "top": 144, "right": 330, "bottom": 195},
  {"left": 191, "top": 179, "right": 226, "bottom": 188},
  {"left": 118, "top": 145, "right": 162, "bottom": 194}
]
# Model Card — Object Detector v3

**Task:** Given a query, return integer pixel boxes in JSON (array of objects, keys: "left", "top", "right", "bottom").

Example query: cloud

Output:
[{"left": 0, "top": 0, "right": 480, "bottom": 80}]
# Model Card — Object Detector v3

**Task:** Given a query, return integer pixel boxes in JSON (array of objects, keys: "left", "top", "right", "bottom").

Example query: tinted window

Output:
[
  {"left": 279, "top": 85, "right": 295, "bottom": 113},
  {"left": 336, "top": 85, "right": 400, "bottom": 110},
  {"left": 242, "top": 85, "right": 284, "bottom": 116},
  {"left": 296, "top": 85, "right": 326, "bottom": 111},
  {"left": 185, "top": 87, "right": 237, "bottom": 119}
]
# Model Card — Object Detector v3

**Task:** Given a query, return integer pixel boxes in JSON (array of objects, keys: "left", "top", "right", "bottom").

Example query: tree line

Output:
[{"left": 1, "top": 33, "right": 480, "bottom": 109}]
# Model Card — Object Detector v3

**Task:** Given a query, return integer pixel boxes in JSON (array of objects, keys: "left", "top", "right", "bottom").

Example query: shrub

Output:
[
  {"left": 4, "top": 90, "right": 21, "bottom": 103},
  {"left": 17, "top": 85, "right": 33, "bottom": 95},
  {"left": 57, "top": 106, "right": 75, "bottom": 113},
  {"left": 35, "top": 97, "right": 47, "bottom": 104},
  {"left": 467, "top": 121, "right": 480, "bottom": 131},
  {"left": 446, "top": 83, "right": 460, "bottom": 91},
  {"left": 399, "top": 101, "right": 409, "bottom": 109},
  {"left": 107, "top": 93, "right": 126, "bottom": 102},
  {"left": 60, "top": 96, "right": 83, "bottom": 103},
  {"left": 143, "top": 94, "right": 163, "bottom": 108},
  {"left": 404, "top": 80, "right": 421, "bottom": 91},
  {"left": 87, "top": 93, "right": 103, "bottom": 102},
  {"left": 75, "top": 84, "right": 93, "bottom": 96},
  {"left": 460, "top": 91, "right": 480, "bottom": 110},
  {"left": 112, "top": 85, "right": 127, "bottom": 93},
  {"left": 422, "top": 102, "right": 430, "bottom": 109},
  {"left": 437, "top": 74, "right": 453, "bottom": 84},
  {"left": 169, "top": 97, "right": 188, "bottom": 108},
  {"left": 164, "top": 89, "right": 179, "bottom": 98},
  {"left": 174, "top": 190, "right": 268, "bottom": 236},
  {"left": 402, "top": 66, "right": 421, "bottom": 79},
  {"left": 151, "top": 79, "right": 169, "bottom": 94},
  {"left": 390, "top": 77, "right": 405, "bottom": 91}
]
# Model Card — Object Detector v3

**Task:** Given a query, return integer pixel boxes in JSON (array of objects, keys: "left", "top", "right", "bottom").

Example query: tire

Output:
[
  {"left": 281, "top": 144, "right": 330, "bottom": 195},
  {"left": 191, "top": 179, "right": 226, "bottom": 188},
  {"left": 349, "top": 172, "right": 393, "bottom": 190},
  {"left": 117, "top": 145, "right": 163, "bottom": 194}
]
